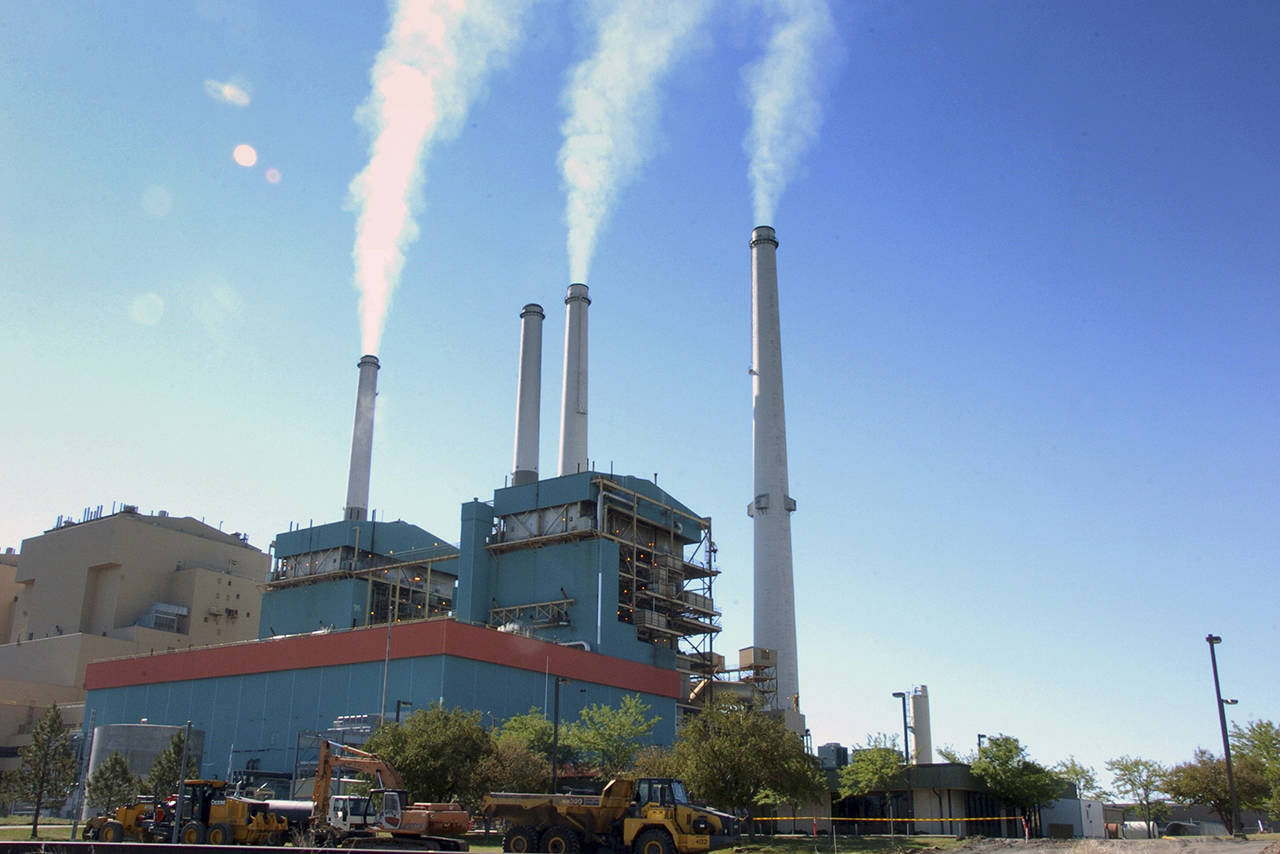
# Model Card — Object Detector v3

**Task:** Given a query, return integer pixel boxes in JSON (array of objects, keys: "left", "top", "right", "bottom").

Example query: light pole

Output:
[
  {"left": 395, "top": 700, "right": 413, "bottom": 723},
  {"left": 977, "top": 733, "right": 987, "bottom": 756},
  {"left": 551, "top": 677, "right": 568, "bottom": 794},
  {"left": 892, "top": 691, "right": 910, "bottom": 763},
  {"left": 1206, "top": 634, "right": 1246, "bottom": 839}
]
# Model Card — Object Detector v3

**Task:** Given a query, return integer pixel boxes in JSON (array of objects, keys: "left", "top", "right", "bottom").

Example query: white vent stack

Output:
[
  {"left": 558, "top": 283, "right": 590, "bottom": 476},
  {"left": 344, "top": 354, "right": 380, "bottom": 522},
  {"left": 910, "top": 685, "right": 932, "bottom": 764},
  {"left": 748, "top": 225, "right": 802, "bottom": 732},
  {"left": 512, "top": 303, "right": 545, "bottom": 486}
]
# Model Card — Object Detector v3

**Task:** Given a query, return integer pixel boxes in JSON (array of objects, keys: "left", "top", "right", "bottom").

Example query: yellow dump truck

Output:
[{"left": 481, "top": 777, "right": 739, "bottom": 854}]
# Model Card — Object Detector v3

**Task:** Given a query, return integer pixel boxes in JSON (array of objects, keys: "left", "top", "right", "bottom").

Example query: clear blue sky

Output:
[{"left": 3, "top": 0, "right": 1276, "bottom": 789}]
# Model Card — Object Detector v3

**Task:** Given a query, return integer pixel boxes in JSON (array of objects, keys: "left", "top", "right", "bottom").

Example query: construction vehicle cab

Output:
[{"left": 310, "top": 740, "right": 469, "bottom": 850}]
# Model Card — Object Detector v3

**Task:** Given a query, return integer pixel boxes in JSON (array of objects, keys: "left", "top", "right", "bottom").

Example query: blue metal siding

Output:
[
  {"left": 85, "top": 656, "right": 676, "bottom": 782},
  {"left": 259, "top": 578, "right": 368, "bottom": 637},
  {"left": 274, "top": 520, "right": 456, "bottom": 561}
]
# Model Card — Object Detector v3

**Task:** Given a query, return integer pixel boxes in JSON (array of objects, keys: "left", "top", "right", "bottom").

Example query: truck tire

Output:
[
  {"left": 181, "top": 821, "right": 208, "bottom": 844},
  {"left": 206, "top": 822, "right": 234, "bottom": 845},
  {"left": 503, "top": 824, "right": 539, "bottom": 853},
  {"left": 541, "top": 825, "right": 581, "bottom": 854},
  {"left": 100, "top": 820, "right": 126, "bottom": 843},
  {"left": 633, "top": 828, "right": 674, "bottom": 854}
]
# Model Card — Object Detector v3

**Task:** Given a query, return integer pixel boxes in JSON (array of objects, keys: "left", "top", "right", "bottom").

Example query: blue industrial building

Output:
[{"left": 83, "top": 471, "right": 723, "bottom": 793}]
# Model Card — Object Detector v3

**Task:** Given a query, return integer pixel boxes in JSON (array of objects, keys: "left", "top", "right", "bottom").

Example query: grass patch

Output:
[
  {"left": 0, "top": 816, "right": 71, "bottom": 826},
  {"left": 0, "top": 825, "right": 75, "bottom": 840}
]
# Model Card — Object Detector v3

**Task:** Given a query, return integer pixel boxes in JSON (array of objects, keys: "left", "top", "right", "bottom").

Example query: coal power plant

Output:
[{"left": 78, "top": 227, "right": 810, "bottom": 796}]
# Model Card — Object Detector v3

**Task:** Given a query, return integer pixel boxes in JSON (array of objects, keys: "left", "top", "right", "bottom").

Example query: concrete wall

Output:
[
  {"left": 0, "top": 512, "right": 269, "bottom": 776},
  {"left": 0, "top": 553, "right": 20, "bottom": 642},
  {"left": 0, "top": 688, "right": 84, "bottom": 773},
  {"left": 910, "top": 787, "right": 969, "bottom": 836},
  {"left": 10, "top": 511, "right": 268, "bottom": 645}
]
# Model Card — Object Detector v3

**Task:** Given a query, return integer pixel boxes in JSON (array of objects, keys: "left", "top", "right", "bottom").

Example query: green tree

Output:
[
  {"left": 1105, "top": 755, "right": 1167, "bottom": 838},
  {"left": 363, "top": 704, "right": 494, "bottom": 807},
  {"left": 673, "top": 699, "right": 824, "bottom": 838},
  {"left": 474, "top": 733, "right": 550, "bottom": 796},
  {"left": 969, "top": 735, "right": 1063, "bottom": 839},
  {"left": 563, "top": 694, "right": 658, "bottom": 779},
  {"left": 498, "top": 708, "right": 577, "bottom": 768},
  {"left": 936, "top": 744, "right": 974, "bottom": 764},
  {"left": 86, "top": 751, "right": 142, "bottom": 813},
  {"left": 498, "top": 709, "right": 554, "bottom": 757},
  {"left": 146, "top": 731, "right": 200, "bottom": 802},
  {"left": 15, "top": 704, "right": 78, "bottom": 838},
  {"left": 630, "top": 744, "right": 681, "bottom": 778},
  {"left": 0, "top": 769, "right": 21, "bottom": 817},
  {"left": 1163, "top": 748, "right": 1270, "bottom": 834},
  {"left": 1231, "top": 719, "right": 1280, "bottom": 817},
  {"left": 1054, "top": 755, "right": 1109, "bottom": 801},
  {"left": 838, "top": 734, "right": 907, "bottom": 835}
]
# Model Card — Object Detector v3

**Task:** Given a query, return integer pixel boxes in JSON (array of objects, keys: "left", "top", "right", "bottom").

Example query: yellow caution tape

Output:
[{"left": 751, "top": 816, "right": 1019, "bottom": 823}]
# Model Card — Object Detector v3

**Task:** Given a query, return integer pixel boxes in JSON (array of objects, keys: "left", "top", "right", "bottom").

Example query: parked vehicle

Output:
[
  {"left": 147, "top": 779, "right": 289, "bottom": 845},
  {"left": 309, "top": 739, "right": 470, "bottom": 850},
  {"left": 481, "top": 777, "right": 739, "bottom": 854}
]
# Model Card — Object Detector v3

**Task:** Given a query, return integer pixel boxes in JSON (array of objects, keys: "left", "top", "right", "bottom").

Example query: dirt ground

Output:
[{"left": 950, "top": 838, "right": 1280, "bottom": 854}]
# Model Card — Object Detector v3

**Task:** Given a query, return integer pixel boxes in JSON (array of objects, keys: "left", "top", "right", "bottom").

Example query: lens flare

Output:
[
  {"left": 233, "top": 144, "right": 258, "bottom": 167},
  {"left": 264, "top": 167, "right": 282, "bottom": 184},
  {"left": 130, "top": 292, "right": 165, "bottom": 326}
]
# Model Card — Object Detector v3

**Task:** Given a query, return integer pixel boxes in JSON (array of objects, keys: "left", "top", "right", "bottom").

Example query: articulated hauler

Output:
[{"left": 481, "top": 777, "right": 739, "bottom": 854}]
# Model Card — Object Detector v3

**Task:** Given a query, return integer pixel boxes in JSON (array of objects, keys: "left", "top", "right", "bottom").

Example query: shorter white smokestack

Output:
[
  {"left": 344, "top": 354, "right": 380, "bottom": 522},
  {"left": 558, "top": 283, "right": 590, "bottom": 476},
  {"left": 512, "top": 303, "right": 545, "bottom": 486},
  {"left": 910, "top": 685, "right": 932, "bottom": 764}
]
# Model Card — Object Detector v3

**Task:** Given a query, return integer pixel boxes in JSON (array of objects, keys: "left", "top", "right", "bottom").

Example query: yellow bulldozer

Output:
[{"left": 481, "top": 777, "right": 739, "bottom": 854}]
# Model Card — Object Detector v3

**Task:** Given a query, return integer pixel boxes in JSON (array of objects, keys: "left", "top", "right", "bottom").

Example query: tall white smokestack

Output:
[
  {"left": 512, "top": 303, "right": 545, "bottom": 486},
  {"left": 344, "top": 354, "right": 380, "bottom": 522},
  {"left": 910, "top": 685, "right": 933, "bottom": 764},
  {"left": 558, "top": 283, "right": 590, "bottom": 476},
  {"left": 749, "top": 225, "right": 802, "bottom": 732}
]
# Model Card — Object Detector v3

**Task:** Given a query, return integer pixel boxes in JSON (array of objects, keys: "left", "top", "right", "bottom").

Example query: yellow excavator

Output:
[{"left": 310, "top": 740, "right": 470, "bottom": 850}]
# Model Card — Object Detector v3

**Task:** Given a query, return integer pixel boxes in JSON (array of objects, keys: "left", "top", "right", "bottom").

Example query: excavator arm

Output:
[{"left": 312, "top": 740, "right": 408, "bottom": 819}]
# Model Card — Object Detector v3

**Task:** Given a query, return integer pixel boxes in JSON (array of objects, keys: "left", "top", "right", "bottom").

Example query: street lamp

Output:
[
  {"left": 395, "top": 700, "right": 413, "bottom": 723},
  {"left": 551, "top": 677, "right": 568, "bottom": 794},
  {"left": 1206, "top": 634, "right": 1246, "bottom": 839},
  {"left": 977, "top": 733, "right": 987, "bottom": 756},
  {"left": 892, "top": 692, "right": 910, "bottom": 763}
]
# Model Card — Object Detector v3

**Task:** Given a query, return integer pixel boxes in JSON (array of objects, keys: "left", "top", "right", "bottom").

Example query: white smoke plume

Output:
[
  {"left": 350, "top": 0, "right": 530, "bottom": 355},
  {"left": 560, "top": 0, "right": 713, "bottom": 284},
  {"left": 744, "top": 0, "right": 839, "bottom": 225}
]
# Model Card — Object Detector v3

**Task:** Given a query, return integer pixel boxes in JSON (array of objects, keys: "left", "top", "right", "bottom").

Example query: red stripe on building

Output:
[{"left": 83, "top": 619, "right": 680, "bottom": 699}]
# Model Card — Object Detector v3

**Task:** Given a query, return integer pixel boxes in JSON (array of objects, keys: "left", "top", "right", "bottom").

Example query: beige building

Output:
[
  {"left": 0, "top": 550, "right": 19, "bottom": 647},
  {"left": 0, "top": 507, "right": 269, "bottom": 774}
]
